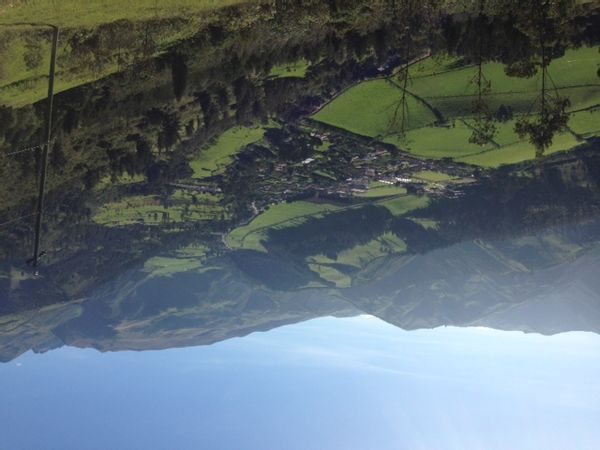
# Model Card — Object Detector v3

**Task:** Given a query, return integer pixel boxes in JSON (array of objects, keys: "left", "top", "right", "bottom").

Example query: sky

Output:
[{"left": 1, "top": 316, "right": 599, "bottom": 450}]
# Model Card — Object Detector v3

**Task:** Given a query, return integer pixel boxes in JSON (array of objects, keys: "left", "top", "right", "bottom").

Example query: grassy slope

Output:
[
  {"left": 378, "top": 195, "right": 430, "bottom": 216},
  {"left": 355, "top": 182, "right": 408, "bottom": 198},
  {"left": 0, "top": 0, "right": 255, "bottom": 28},
  {"left": 313, "top": 79, "right": 437, "bottom": 137},
  {"left": 313, "top": 46, "right": 600, "bottom": 167},
  {"left": 307, "top": 231, "right": 407, "bottom": 288},
  {"left": 0, "top": 0, "right": 265, "bottom": 106},
  {"left": 458, "top": 132, "right": 580, "bottom": 167},
  {"left": 226, "top": 201, "right": 342, "bottom": 251},
  {"left": 409, "top": 47, "right": 600, "bottom": 117},
  {"left": 304, "top": 194, "right": 429, "bottom": 287},
  {"left": 384, "top": 122, "right": 496, "bottom": 159},
  {"left": 143, "top": 245, "right": 209, "bottom": 278},
  {"left": 413, "top": 170, "right": 457, "bottom": 182},
  {"left": 190, "top": 125, "right": 266, "bottom": 179}
]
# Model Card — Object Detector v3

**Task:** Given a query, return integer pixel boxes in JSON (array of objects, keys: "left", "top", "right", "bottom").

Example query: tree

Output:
[
  {"left": 509, "top": 0, "right": 575, "bottom": 157},
  {"left": 468, "top": 0, "right": 497, "bottom": 146},
  {"left": 387, "top": 0, "right": 417, "bottom": 136},
  {"left": 171, "top": 53, "right": 188, "bottom": 100}
]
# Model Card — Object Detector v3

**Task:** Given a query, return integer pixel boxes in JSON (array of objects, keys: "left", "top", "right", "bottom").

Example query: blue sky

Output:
[{"left": 1, "top": 316, "right": 599, "bottom": 450}]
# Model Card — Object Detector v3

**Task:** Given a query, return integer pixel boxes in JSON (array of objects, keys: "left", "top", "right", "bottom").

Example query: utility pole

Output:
[{"left": 32, "top": 25, "right": 59, "bottom": 267}]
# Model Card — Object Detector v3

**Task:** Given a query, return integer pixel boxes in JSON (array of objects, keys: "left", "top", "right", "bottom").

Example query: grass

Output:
[
  {"left": 190, "top": 125, "right": 266, "bottom": 179},
  {"left": 0, "top": 0, "right": 268, "bottom": 106},
  {"left": 408, "top": 217, "right": 439, "bottom": 229},
  {"left": 378, "top": 195, "right": 430, "bottom": 216},
  {"left": 307, "top": 263, "right": 352, "bottom": 288},
  {"left": 226, "top": 201, "right": 341, "bottom": 251},
  {"left": 0, "top": 0, "right": 258, "bottom": 28},
  {"left": 313, "top": 79, "right": 437, "bottom": 137},
  {"left": 314, "top": 46, "right": 599, "bottom": 167},
  {"left": 412, "top": 170, "right": 457, "bottom": 182},
  {"left": 568, "top": 108, "right": 600, "bottom": 137},
  {"left": 355, "top": 181, "right": 407, "bottom": 198},
  {"left": 307, "top": 231, "right": 407, "bottom": 287},
  {"left": 409, "top": 47, "right": 600, "bottom": 117},
  {"left": 457, "top": 131, "right": 580, "bottom": 168},
  {"left": 384, "top": 123, "right": 496, "bottom": 159},
  {"left": 269, "top": 59, "right": 310, "bottom": 79},
  {"left": 143, "top": 244, "right": 209, "bottom": 277},
  {"left": 309, "top": 232, "right": 407, "bottom": 268},
  {"left": 93, "top": 193, "right": 226, "bottom": 227}
]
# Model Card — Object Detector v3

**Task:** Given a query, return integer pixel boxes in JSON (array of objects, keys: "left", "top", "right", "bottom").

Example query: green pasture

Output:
[
  {"left": 412, "top": 170, "right": 457, "bottom": 182},
  {"left": 568, "top": 108, "right": 600, "bottom": 137},
  {"left": 378, "top": 195, "right": 430, "bottom": 216},
  {"left": 384, "top": 122, "right": 496, "bottom": 159},
  {"left": 314, "top": 46, "right": 599, "bottom": 167},
  {"left": 306, "top": 232, "right": 407, "bottom": 287},
  {"left": 190, "top": 125, "right": 266, "bottom": 179},
  {"left": 408, "top": 217, "right": 440, "bottom": 229},
  {"left": 409, "top": 47, "right": 599, "bottom": 109},
  {"left": 143, "top": 244, "right": 209, "bottom": 277},
  {"left": 307, "top": 263, "right": 352, "bottom": 288},
  {"left": 309, "top": 232, "right": 407, "bottom": 269},
  {"left": 269, "top": 59, "right": 310, "bottom": 79},
  {"left": 457, "top": 132, "right": 580, "bottom": 168},
  {"left": 355, "top": 181, "right": 407, "bottom": 198},
  {"left": 226, "top": 201, "right": 341, "bottom": 251},
  {"left": 0, "top": 0, "right": 256, "bottom": 28},
  {"left": 313, "top": 79, "right": 437, "bottom": 137},
  {"left": 0, "top": 0, "right": 265, "bottom": 106}
]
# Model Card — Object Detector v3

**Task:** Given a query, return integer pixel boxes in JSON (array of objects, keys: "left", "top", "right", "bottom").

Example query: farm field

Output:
[
  {"left": 0, "top": 0, "right": 258, "bottom": 28},
  {"left": 408, "top": 47, "right": 600, "bottom": 117},
  {"left": 226, "top": 201, "right": 342, "bottom": 251},
  {"left": 190, "top": 125, "right": 266, "bottom": 179},
  {"left": 457, "top": 132, "right": 581, "bottom": 168},
  {"left": 355, "top": 181, "right": 407, "bottom": 198},
  {"left": 313, "top": 79, "right": 437, "bottom": 137},
  {"left": 568, "top": 108, "right": 600, "bottom": 137},
  {"left": 378, "top": 195, "right": 430, "bottom": 216},
  {"left": 312, "top": 46, "right": 600, "bottom": 167},
  {"left": 384, "top": 122, "right": 496, "bottom": 159},
  {"left": 412, "top": 171, "right": 457, "bottom": 182}
]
